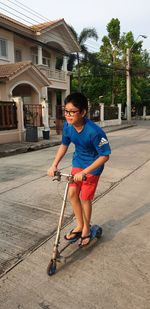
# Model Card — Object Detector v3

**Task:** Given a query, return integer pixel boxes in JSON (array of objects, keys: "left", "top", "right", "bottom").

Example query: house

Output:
[{"left": 0, "top": 13, "right": 80, "bottom": 143}]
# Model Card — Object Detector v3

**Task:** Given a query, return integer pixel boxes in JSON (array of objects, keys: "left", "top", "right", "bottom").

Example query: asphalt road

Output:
[{"left": 0, "top": 120, "right": 150, "bottom": 309}]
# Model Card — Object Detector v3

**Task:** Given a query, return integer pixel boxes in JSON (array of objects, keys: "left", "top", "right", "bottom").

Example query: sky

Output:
[{"left": 1, "top": 0, "right": 150, "bottom": 53}]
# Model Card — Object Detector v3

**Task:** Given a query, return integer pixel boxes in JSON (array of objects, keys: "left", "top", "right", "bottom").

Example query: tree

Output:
[
  {"left": 76, "top": 52, "right": 112, "bottom": 105},
  {"left": 99, "top": 19, "right": 150, "bottom": 109},
  {"left": 120, "top": 32, "right": 150, "bottom": 110},
  {"left": 67, "top": 25, "right": 98, "bottom": 91},
  {"left": 70, "top": 19, "right": 150, "bottom": 112},
  {"left": 99, "top": 18, "right": 122, "bottom": 105}
]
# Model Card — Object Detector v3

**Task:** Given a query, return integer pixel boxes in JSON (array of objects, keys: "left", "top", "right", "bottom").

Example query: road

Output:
[{"left": 0, "top": 120, "right": 150, "bottom": 308}]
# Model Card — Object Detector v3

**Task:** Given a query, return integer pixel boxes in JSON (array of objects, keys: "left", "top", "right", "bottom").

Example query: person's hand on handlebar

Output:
[
  {"left": 73, "top": 171, "right": 86, "bottom": 182},
  {"left": 47, "top": 165, "right": 57, "bottom": 177}
]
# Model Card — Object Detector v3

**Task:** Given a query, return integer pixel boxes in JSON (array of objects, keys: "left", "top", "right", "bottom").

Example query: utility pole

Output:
[
  {"left": 126, "top": 35, "right": 147, "bottom": 122},
  {"left": 126, "top": 48, "right": 131, "bottom": 122}
]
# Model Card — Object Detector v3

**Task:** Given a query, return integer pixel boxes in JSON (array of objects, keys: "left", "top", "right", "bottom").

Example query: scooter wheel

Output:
[
  {"left": 96, "top": 227, "right": 103, "bottom": 239},
  {"left": 47, "top": 259, "right": 56, "bottom": 276}
]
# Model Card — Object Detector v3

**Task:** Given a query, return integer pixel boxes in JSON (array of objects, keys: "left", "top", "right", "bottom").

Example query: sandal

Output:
[
  {"left": 64, "top": 229, "right": 82, "bottom": 241},
  {"left": 78, "top": 233, "right": 91, "bottom": 247}
]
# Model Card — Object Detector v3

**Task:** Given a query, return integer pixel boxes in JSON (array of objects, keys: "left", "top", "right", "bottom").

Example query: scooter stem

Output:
[{"left": 52, "top": 181, "right": 69, "bottom": 260}]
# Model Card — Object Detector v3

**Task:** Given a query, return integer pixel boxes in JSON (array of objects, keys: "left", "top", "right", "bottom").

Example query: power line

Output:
[
  {"left": 10, "top": 0, "right": 48, "bottom": 22},
  {"left": 0, "top": 3, "right": 72, "bottom": 47},
  {"left": 77, "top": 56, "right": 150, "bottom": 78},
  {"left": 1, "top": 6, "right": 149, "bottom": 75},
  {"left": 0, "top": 14, "right": 72, "bottom": 57},
  {"left": 85, "top": 38, "right": 100, "bottom": 50},
  {"left": 11, "top": 0, "right": 101, "bottom": 52},
  {"left": 0, "top": 1, "right": 39, "bottom": 25},
  {"left": 84, "top": 43, "right": 99, "bottom": 52},
  {"left": 1, "top": 0, "right": 149, "bottom": 68},
  {"left": 72, "top": 68, "right": 150, "bottom": 79},
  {"left": 0, "top": 6, "right": 35, "bottom": 25},
  {"left": 0, "top": 0, "right": 98, "bottom": 53}
]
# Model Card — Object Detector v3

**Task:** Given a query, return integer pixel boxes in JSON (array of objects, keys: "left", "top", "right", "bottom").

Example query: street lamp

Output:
[{"left": 126, "top": 34, "right": 147, "bottom": 122}]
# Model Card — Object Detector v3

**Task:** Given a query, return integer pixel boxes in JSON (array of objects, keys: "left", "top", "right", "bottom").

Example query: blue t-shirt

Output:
[{"left": 62, "top": 117, "right": 111, "bottom": 175}]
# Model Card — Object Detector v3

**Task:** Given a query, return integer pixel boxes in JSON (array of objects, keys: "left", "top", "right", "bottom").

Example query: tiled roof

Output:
[
  {"left": 1, "top": 13, "right": 64, "bottom": 33},
  {"left": 0, "top": 13, "right": 80, "bottom": 52},
  {"left": 0, "top": 61, "right": 50, "bottom": 85},
  {"left": 0, "top": 61, "right": 32, "bottom": 79},
  {"left": 30, "top": 19, "right": 64, "bottom": 31},
  {"left": 0, "top": 13, "right": 31, "bottom": 31}
]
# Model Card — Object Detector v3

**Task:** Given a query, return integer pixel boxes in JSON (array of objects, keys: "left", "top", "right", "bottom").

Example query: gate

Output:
[
  {"left": 23, "top": 104, "right": 43, "bottom": 127},
  {"left": 0, "top": 101, "right": 17, "bottom": 130},
  {"left": 55, "top": 105, "right": 65, "bottom": 134}
]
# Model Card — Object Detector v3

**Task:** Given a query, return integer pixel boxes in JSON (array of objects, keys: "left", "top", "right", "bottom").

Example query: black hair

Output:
[{"left": 64, "top": 92, "right": 88, "bottom": 112}]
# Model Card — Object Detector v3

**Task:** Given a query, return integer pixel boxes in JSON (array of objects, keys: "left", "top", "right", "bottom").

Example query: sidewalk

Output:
[{"left": 0, "top": 122, "right": 135, "bottom": 158}]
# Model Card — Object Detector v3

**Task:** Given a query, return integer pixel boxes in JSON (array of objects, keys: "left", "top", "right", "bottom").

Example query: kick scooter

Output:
[{"left": 47, "top": 171, "right": 102, "bottom": 276}]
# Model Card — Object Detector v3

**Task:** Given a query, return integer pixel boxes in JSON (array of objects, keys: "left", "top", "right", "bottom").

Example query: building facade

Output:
[{"left": 0, "top": 13, "right": 80, "bottom": 143}]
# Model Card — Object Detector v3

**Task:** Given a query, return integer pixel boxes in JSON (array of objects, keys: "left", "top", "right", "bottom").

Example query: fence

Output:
[
  {"left": 89, "top": 107, "right": 101, "bottom": 122},
  {"left": 55, "top": 105, "right": 65, "bottom": 134},
  {"left": 0, "top": 101, "right": 17, "bottom": 130},
  {"left": 54, "top": 103, "right": 121, "bottom": 134},
  {"left": 89, "top": 105, "right": 119, "bottom": 122},
  {"left": 23, "top": 104, "right": 43, "bottom": 127},
  {"left": 104, "top": 106, "right": 119, "bottom": 120},
  {"left": 146, "top": 105, "right": 150, "bottom": 115},
  {"left": 99, "top": 103, "right": 121, "bottom": 127},
  {"left": 143, "top": 105, "right": 150, "bottom": 119}
]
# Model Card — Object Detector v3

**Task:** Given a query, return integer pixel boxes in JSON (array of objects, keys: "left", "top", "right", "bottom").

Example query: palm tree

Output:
[{"left": 67, "top": 26, "right": 98, "bottom": 91}]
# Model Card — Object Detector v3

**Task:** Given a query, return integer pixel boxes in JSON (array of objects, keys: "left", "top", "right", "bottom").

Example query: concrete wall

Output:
[
  {"left": 99, "top": 103, "right": 122, "bottom": 127},
  {"left": 0, "top": 97, "right": 25, "bottom": 144},
  {"left": 142, "top": 106, "right": 150, "bottom": 120}
]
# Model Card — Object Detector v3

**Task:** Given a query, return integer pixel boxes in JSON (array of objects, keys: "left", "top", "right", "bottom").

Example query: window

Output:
[
  {"left": 31, "top": 47, "right": 51, "bottom": 66},
  {"left": 31, "top": 47, "right": 38, "bottom": 64},
  {"left": 0, "top": 38, "right": 7, "bottom": 57},
  {"left": 15, "top": 49, "right": 22, "bottom": 62},
  {"left": 42, "top": 56, "right": 50, "bottom": 66},
  {"left": 42, "top": 49, "right": 51, "bottom": 67},
  {"left": 31, "top": 54, "right": 38, "bottom": 65}
]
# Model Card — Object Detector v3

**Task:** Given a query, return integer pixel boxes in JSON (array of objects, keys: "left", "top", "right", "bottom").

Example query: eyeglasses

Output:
[{"left": 64, "top": 109, "right": 80, "bottom": 117}]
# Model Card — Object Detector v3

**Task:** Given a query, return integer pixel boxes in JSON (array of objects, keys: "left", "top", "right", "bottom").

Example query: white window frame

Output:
[
  {"left": 42, "top": 56, "right": 51, "bottom": 67},
  {"left": 15, "top": 48, "right": 22, "bottom": 62},
  {"left": 31, "top": 53, "right": 50, "bottom": 67},
  {"left": 31, "top": 53, "right": 38, "bottom": 65},
  {"left": 0, "top": 38, "right": 8, "bottom": 58}
]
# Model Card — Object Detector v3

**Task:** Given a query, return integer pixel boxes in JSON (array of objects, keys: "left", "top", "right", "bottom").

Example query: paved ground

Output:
[
  {"left": 0, "top": 121, "right": 137, "bottom": 278},
  {"left": 0, "top": 120, "right": 150, "bottom": 309}
]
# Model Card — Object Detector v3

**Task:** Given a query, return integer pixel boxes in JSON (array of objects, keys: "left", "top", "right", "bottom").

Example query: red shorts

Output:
[{"left": 69, "top": 168, "right": 100, "bottom": 201}]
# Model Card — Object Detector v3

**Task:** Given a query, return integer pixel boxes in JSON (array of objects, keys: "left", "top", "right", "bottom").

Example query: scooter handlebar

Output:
[
  {"left": 54, "top": 170, "right": 61, "bottom": 177},
  {"left": 54, "top": 170, "right": 87, "bottom": 181}
]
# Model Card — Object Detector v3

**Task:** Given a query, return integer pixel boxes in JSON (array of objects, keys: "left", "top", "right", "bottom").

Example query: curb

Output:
[
  {"left": 0, "top": 124, "right": 136, "bottom": 158},
  {"left": 0, "top": 140, "right": 62, "bottom": 158}
]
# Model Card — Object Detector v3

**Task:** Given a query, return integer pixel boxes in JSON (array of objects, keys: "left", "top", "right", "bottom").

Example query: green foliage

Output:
[
  {"left": 70, "top": 18, "right": 150, "bottom": 109},
  {"left": 107, "top": 18, "right": 120, "bottom": 46},
  {"left": 67, "top": 25, "right": 98, "bottom": 91}
]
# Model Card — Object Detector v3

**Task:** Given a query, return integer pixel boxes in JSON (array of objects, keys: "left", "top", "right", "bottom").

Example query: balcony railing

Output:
[
  {"left": 48, "top": 69, "right": 66, "bottom": 81},
  {"left": 37, "top": 65, "right": 66, "bottom": 81}
]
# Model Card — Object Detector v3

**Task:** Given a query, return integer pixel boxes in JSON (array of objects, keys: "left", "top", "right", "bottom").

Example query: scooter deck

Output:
[
  {"left": 47, "top": 225, "right": 102, "bottom": 276},
  {"left": 59, "top": 224, "right": 102, "bottom": 253},
  {"left": 90, "top": 224, "right": 103, "bottom": 239}
]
